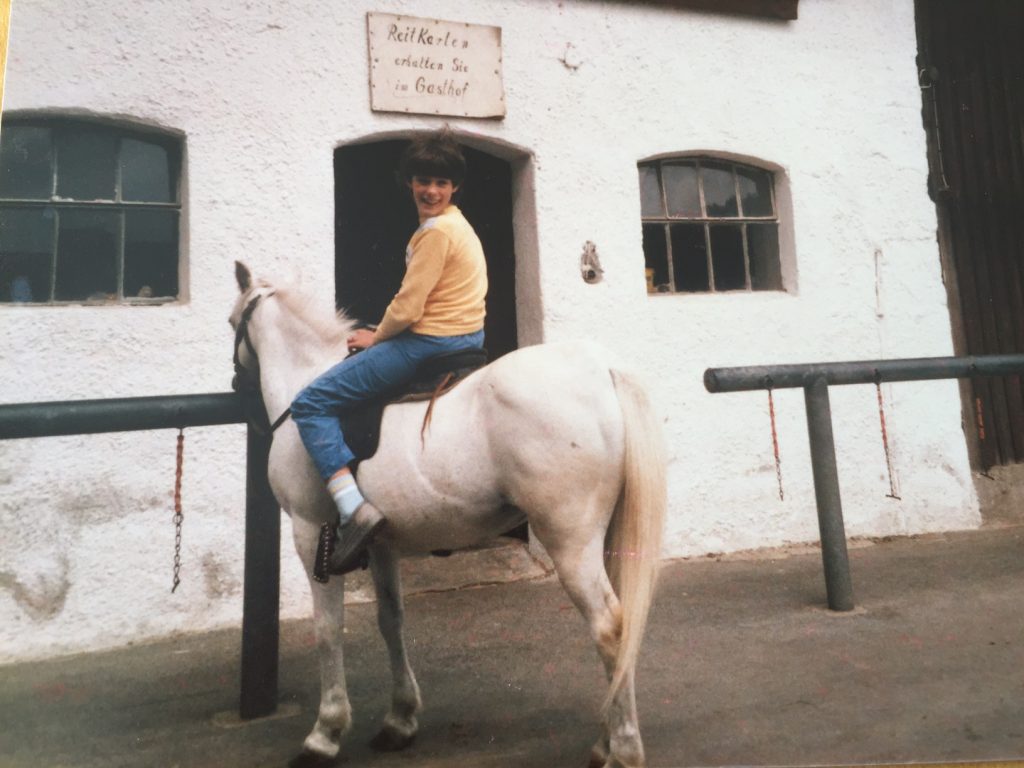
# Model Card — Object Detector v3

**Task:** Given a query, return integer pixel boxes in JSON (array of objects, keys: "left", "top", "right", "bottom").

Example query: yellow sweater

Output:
[{"left": 374, "top": 205, "right": 488, "bottom": 341}]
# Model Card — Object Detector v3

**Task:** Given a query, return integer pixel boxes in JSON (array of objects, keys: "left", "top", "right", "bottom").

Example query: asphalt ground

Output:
[{"left": 2, "top": 525, "right": 1024, "bottom": 768}]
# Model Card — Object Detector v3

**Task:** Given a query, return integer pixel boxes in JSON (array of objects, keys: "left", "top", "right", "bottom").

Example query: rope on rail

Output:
[
  {"left": 172, "top": 428, "right": 185, "bottom": 593},
  {"left": 765, "top": 377, "right": 784, "bottom": 501},
  {"left": 873, "top": 372, "right": 901, "bottom": 500}
]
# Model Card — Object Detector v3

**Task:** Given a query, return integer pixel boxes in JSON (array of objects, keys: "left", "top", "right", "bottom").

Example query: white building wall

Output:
[{"left": 0, "top": 0, "right": 978, "bottom": 662}]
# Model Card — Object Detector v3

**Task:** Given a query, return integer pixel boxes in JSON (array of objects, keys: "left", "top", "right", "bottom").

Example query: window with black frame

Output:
[
  {"left": 0, "top": 118, "right": 182, "bottom": 304},
  {"left": 639, "top": 157, "right": 782, "bottom": 294}
]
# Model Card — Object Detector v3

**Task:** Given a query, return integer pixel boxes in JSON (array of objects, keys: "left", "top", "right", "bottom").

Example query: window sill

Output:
[
  {"left": 0, "top": 298, "right": 181, "bottom": 308},
  {"left": 645, "top": 289, "right": 790, "bottom": 297}
]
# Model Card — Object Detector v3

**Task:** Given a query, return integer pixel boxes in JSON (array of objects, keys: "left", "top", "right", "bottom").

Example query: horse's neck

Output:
[{"left": 256, "top": 303, "right": 348, "bottom": 416}]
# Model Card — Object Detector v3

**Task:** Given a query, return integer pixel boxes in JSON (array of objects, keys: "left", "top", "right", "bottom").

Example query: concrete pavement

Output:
[{"left": 2, "top": 525, "right": 1024, "bottom": 767}]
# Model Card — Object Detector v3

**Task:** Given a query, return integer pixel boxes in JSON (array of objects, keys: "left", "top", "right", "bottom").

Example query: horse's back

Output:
[
  {"left": 482, "top": 340, "right": 615, "bottom": 393},
  {"left": 477, "top": 341, "right": 626, "bottom": 503},
  {"left": 358, "top": 341, "right": 627, "bottom": 552},
  {"left": 480, "top": 340, "right": 622, "bottom": 439}
]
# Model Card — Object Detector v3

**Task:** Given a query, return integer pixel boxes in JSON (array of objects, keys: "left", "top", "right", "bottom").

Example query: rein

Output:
[{"left": 232, "top": 292, "right": 292, "bottom": 435}]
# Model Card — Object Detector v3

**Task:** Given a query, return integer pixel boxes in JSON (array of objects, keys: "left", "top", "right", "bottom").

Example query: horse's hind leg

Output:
[
  {"left": 541, "top": 530, "right": 645, "bottom": 768},
  {"left": 290, "top": 517, "right": 353, "bottom": 761},
  {"left": 367, "top": 542, "right": 422, "bottom": 751}
]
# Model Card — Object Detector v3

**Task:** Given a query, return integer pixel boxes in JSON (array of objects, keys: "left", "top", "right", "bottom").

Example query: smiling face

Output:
[{"left": 408, "top": 175, "right": 458, "bottom": 221}]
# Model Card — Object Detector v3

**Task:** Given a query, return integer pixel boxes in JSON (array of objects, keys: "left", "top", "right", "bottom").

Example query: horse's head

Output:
[
  {"left": 229, "top": 261, "right": 277, "bottom": 393},
  {"left": 228, "top": 262, "right": 356, "bottom": 395}
]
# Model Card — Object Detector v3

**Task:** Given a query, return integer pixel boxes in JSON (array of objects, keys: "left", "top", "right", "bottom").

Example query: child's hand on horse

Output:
[{"left": 347, "top": 328, "right": 376, "bottom": 352}]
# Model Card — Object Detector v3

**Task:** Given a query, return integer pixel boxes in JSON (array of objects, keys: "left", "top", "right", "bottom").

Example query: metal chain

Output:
[
  {"left": 172, "top": 428, "right": 184, "bottom": 593},
  {"left": 766, "top": 380, "right": 784, "bottom": 501},
  {"left": 974, "top": 396, "right": 987, "bottom": 442},
  {"left": 874, "top": 376, "right": 902, "bottom": 500},
  {"left": 974, "top": 395, "right": 995, "bottom": 479}
]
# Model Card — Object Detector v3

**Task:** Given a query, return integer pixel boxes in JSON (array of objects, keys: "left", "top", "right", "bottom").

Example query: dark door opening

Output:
[
  {"left": 334, "top": 139, "right": 518, "bottom": 363},
  {"left": 335, "top": 139, "right": 523, "bottom": 541},
  {"left": 916, "top": 0, "right": 1024, "bottom": 468}
]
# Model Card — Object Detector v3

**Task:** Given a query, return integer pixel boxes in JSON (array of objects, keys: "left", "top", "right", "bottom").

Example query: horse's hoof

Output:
[
  {"left": 287, "top": 750, "right": 342, "bottom": 768},
  {"left": 369, "top": 725, "right": 416, "bottom": 752}
]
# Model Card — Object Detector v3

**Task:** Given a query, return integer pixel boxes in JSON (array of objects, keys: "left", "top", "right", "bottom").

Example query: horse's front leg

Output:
[
  {"left": 291, "top": 516, "right": 353, "bottom": 761},
  {"left": 367, "top": 541, "right": 422, "bottom": 751}
]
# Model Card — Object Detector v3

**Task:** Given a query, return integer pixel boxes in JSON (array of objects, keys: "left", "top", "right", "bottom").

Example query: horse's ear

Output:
[{"left": 235, "top": 261, "right": 252, "bottom": 292}]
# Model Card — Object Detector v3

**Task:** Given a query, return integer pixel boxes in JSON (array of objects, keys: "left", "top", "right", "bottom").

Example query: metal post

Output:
[
  {"left": 239, "top": 423, "right": 280, "bottom": 718},
  {"left": 0, "top": 393, "right": 284, "bottom": 717},
  {"left": 702, "top": 352, "right": 1024, "bottom": 611},
  {"left": 803, "top": 378, "right": 855, "bottom": 611}
]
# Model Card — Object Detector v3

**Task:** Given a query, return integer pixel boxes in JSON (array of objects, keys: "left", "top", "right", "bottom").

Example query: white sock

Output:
[{"left": 327, "top": 472, "right": 365, "bottom": 524}]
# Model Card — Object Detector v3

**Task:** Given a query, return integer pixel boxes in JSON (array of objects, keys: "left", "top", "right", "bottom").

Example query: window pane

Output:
[
  {"left": 125, "top": 209, "right": 178, "bottom": 298},
  {"left": 710, "top": 225, "right": 746, "bottom": 290},
  {"left": 0, "top": 126, "right": 53, "bottom": 200},
  {"left": 55, "top": 209, "right": 119, "bottom": 300},
  {"left": 701, "top": 162, "right": 738, "bottom": 217},
  {"left": 642, "top": 224, "right": 669, "bottom": 293},
  {"left": 670, "top": 223, "right": 709, "bottom": 292},
  {"left": 748, "top": 224, "right": 782, "bottom": 290},
  {"left": 737, "top": 166, "right": 774, "bottom": 217},
  {"left": 0, "top": 207, "right": 55, "bottom": 302},
  {"left": 121, "top": 138, "right": 176, "bottom": 202},
  {"left": 56, "top": 129, "right": 117, "bottom": 201},
  {"left": 663, "top": 163, "right": 700, "bottom": 217},
  {"left": 638, "top": 165, "right": 662, "bottom": 217}
]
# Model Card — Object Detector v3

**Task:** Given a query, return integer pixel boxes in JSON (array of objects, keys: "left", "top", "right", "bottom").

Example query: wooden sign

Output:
[{"left": 367, "top": 12, "right": 505, "bottom": 119}]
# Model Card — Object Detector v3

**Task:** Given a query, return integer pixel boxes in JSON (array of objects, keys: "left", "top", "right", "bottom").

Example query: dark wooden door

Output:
[{"left": 916, "top": 0, "right": 1024, "bottom": 467}]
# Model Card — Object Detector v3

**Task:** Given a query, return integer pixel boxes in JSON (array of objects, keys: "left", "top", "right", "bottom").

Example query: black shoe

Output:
[{"left": 327, "top": 502, "right": 385, "bottom": 576}]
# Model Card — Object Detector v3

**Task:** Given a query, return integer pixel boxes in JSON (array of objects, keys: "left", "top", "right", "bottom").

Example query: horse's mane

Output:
[{"left": 273, "top": 283, "right": 356, "bottom": 347}]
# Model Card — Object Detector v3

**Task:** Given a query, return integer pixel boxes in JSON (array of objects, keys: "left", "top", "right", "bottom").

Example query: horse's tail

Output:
[{"left": 604, "top": 369, "right": 667, "bottom": 712}]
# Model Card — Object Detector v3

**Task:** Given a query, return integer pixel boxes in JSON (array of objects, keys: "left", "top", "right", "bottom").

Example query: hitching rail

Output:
[
  {"left": 704, "top": 353, "right": 1024, "bottom": 612},
  {"left": 0, "top": 393, "right": 280, "bottom": 720}
]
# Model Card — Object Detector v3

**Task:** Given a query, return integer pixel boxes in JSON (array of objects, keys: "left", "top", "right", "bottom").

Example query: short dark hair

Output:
[{"left": 399, "top": 129, "right": 466, "bottom": 186}]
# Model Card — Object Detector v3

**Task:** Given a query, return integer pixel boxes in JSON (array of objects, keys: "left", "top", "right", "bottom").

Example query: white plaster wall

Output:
[{"left": 0, "top": 0, "right": 977, "bottom": 662}]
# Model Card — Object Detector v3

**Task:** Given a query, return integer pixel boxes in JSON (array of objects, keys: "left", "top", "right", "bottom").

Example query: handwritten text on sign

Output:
[{"left": 367, "top": 13, "right": 505, "bottom": 119}]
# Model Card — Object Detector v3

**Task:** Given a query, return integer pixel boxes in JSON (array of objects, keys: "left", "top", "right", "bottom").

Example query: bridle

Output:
[
  {"left": 232, "top": 294, "right": 262, "bottom": 388},
  {"left": 232, "top": 291, "right": 291, "bottom": 434}
]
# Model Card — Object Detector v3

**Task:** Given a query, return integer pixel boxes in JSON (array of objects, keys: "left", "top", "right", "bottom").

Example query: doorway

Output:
[
  {"left": 334, "top": 139, "right": 518, "bottom": 362},
  {"left": 916, "top": 0, "right": 1024, "bottom": 470}
]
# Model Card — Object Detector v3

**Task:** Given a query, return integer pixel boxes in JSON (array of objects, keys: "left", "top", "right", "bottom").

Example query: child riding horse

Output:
[{"left": 290, "top": 130, "right": 487, "bottom": 576}]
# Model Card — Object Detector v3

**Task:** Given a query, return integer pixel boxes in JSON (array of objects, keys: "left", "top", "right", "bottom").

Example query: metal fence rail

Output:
[
  {"left": 704, "top": 353, "right": 1024, "bottom": 612},
  {"left": 704, "top": 353, "right": 1024, "bottom": 392},
  {"left": 0, "top": 392, "right": 280, "bottom": 720},
  {"left": 0, "top": 393, "right": 244, "bottom": 438}
]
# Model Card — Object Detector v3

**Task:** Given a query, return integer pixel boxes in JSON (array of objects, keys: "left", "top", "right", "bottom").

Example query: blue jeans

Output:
[{"left": 291, "top": 329, "right": 485, "bottom": 480}]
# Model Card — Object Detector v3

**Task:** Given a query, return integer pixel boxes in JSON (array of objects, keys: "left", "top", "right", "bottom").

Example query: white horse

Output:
[{"left": 229, "top": 262, "right": 667, "bottom": 768}]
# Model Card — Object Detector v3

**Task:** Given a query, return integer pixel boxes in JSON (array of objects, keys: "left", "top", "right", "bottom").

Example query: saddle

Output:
[
  {"left": 340, "top": 347, "right": 488, "bottom": 468},
  {"left": 309, "top": 347, "right": 488, "bottom": 581}
]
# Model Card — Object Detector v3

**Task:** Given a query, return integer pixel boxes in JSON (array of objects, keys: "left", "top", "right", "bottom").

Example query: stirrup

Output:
[
  {"left": 327, "top": 508, "right": 385, "bottom": 576},
  {"left": 312, "top": 522, "right": 336, "bottom": 584},
  {"left": 311, "top": 512, "right": 382, "bottom": 582}
]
